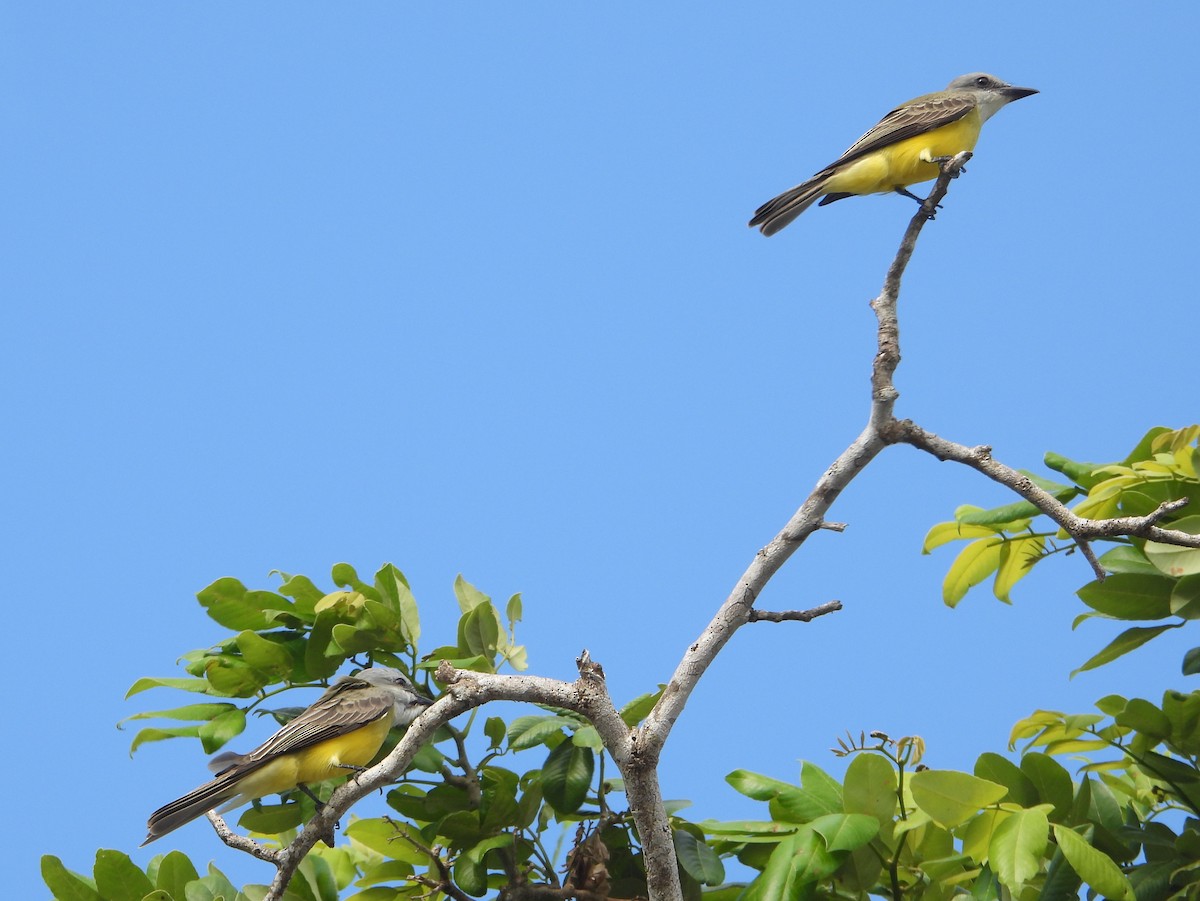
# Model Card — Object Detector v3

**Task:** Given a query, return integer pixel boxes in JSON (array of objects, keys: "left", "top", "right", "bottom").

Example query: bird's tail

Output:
[
  {"left": 748, "top": 174, "right": 829, "bottom": 236},
  {"left": 142, "top": 769, "right": 246, "bottom": 845}
]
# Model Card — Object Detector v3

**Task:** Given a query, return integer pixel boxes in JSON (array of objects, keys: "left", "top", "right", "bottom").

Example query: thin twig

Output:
[
  {"left": 206, "top": 811, "right": 280, "bottom": 864},
  {"left": 748, "top": 601, "right": 844, "bottom": 623}
]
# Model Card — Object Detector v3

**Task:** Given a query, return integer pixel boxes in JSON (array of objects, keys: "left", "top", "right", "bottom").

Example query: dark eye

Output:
[{"left": 975, "top": 76, "right": 989, "bottom": 87}]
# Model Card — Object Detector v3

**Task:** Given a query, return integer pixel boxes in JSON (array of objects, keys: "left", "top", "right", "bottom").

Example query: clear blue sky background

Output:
[{"left": 5, "top": 4, "right": 1197, "bottom": 897}]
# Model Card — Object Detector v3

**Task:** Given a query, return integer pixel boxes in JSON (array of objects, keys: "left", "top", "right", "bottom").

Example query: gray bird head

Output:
[
  {"left": 947, "top": 72, "right": 1038, "bottom": 122},
  {"left": 352, "top": 666, "right": 434, "bottom": 726}
]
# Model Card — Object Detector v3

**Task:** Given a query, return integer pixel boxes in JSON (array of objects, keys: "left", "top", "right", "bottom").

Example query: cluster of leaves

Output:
[
  {"left": 1010, "top": 690, "right": 1200, "bottom": 899},
  {"left": 924, "top": 425, "right": 1200, "bottom": 673},
  {"left": 46, "top": 564, "right": 672, "bottom": 901},
  {"left": 678, "top": 722, "right": 1198, "bottom": 901}
]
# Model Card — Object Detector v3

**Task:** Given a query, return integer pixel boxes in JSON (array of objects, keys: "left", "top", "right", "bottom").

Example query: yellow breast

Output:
[
  {"left": 825, "top": 111, "right": 984, "bottom": 197},
  {"left": 292, "top": 710, "right": 394, "bottom": 785}
]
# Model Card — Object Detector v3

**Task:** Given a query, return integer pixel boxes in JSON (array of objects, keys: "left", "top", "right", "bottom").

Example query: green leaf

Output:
[
  {"left": 238, "top": 801, "right": 305, "bottom": 836},
  {"left": 1113, "top": 697, "right": 1170, "bottom": 738},
  {"left": 1071, "top": 625, "right": 1179, "bottom": 676},
  {"left": 93, "top": 850, "right": 154, "bottom": 901},
  {"left": 344, "top": 819, "right": 427, "bottom": 864},
  {"left": 808, "top": 813, "right": 879, "bottom": 852},
  {"left": 1020, "top": 753, "right": 1073, "bottom": 822},
  {"left": 1076, "top": 573, "right": 1175, "bottom": 620},
  {"left": 203, "top": 657, "right": 267, "bottom": 697},
  {"left": 1097, "top": 545, "right": 1161, "bottom": 576},
  {"left": 801, "top": 762, "right": 843, "bottom": 811},
  {"left": 909, "top": 770, "right": 1007, "bottom": 828},
  {"left": 572, "top": 725, "right": 603, "bottom": 751},
  {"left": 989, "top": 807, "right": 1049, "bottom": 894},
  {"left": 192, "top": 865, "right": 241, "bottom": 901},
  {"left": 375, "top": 563, "right": 420, "bottom": 647},
  {"left": 457, "top": 603, "right": 500, "bottom": 661},
  {"left": 726, "top": 769, "right": 797, "bottom": 802},
  {"left": 973, "top": 753, "right": 1038, "bottom": 807},
  {"left": 454, "top": 574, "right": 491, "bottom": 612},
  {"left": 741, "top": 832, "right": 806, "bottom": 901},
  {"left": 842, "top": 753, "right": 897, "bottom": 825},
  {"left": 124, "top": 676, "right": 213, "bottom": 699},
  {"left": 1161, "top": 689, "right": 1200, "bottom": 753},
  {"left": 1184, "top": 647, "right": 1200, "bottom": 675},
  {"left": 1171, "top": 574, "right": 1200, "bottom": 619},
  {"left": 505, "top": 593, "right": 523, "bottom": 625},
  {"left": 673, "top": 829, "right": 725, "bottom": 885},
  {"left": 788, "top": 825, "right": 840, "bottom": 883},
  {"left": 1044, "top": 451, "right": 1109, "bottom": 490},
  {"left": 1051, "top": 824, "right": 1134, "bottom": 901},
  {"left": 1138, "top": 750, "right": 1200, "bottom": 784},
  {"left": 197, "top": 706, "right": 247, "bottom": 753},
  {"left": 923, "top": 519, "right": 999, "bottom": 553},
  {"left": 40, "top": 856, "right": 103, "bottom": 901},
  {"left": 506, "top": 715, "right": 571, "bottom": 751},
  {"left": 1145, "top": 514, "right": 1200, "bottom": 577},
  {"left": 330, "top": 561, "right": 364, "bottom": 589},
  {"left": 128, "top": 725, "right": 201, "bottom": 754},
  {"left": 119, "top": 703, "right": 238, "bottom": 727},
  {"left": 235, "top": 630, "right": 295, "bottom": 676},
  {"left": 484, "top": 716, "right": 507, "bottom": 749},
  {"left": 541, "top": 741, "right": 593, "bottom": 813},
  {"left": 994, "top": 535, "right": 1045, "bottom": 602},
  {"left": 153, "top": 850, "right": 200, "bottom": 900},
  {"left": 619, "top": 687, "right": 665, "bottom": 727},
  {"left": 943, "top": 537, "right": 1004, "bottom": 606},
  {"left": 197, "top": 578, "right": 292, "bottom": 631}
]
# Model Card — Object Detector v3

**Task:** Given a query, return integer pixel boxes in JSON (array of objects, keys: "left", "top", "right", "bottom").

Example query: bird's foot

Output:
[
  {"left": 895, "top": 187, "right": 941, "bottom": 218},
  {"left": 931, "top": 152, "right": 972, "bottom": 177}
]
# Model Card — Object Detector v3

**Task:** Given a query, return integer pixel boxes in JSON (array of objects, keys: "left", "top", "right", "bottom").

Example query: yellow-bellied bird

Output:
[
  {"left": 749, "top": 73, "right": 1037, "bottom": 235},
  {"left": 143, "top": 667, "right": 432, "bottom": 844}
]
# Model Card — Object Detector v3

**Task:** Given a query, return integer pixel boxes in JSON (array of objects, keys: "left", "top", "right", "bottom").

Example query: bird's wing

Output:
[
  {"left": 227, "top": 678, "right": 393, "bottom": 771},
  {"left": 820, "top": 93, "right": 977, "bottom": 173}
]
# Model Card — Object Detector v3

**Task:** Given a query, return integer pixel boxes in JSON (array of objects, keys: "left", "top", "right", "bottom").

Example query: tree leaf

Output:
[
  {"left": 842, "top": 752, "right": 897, "bottom": 826},
  {"left": 153, "top": 850, "right": 200, "bottom": 901},
  {"left": 454, "top": 574, "right": 490, "bottom": 612},
  {"left": 1020, "top": 753, "right": 1073, "bottom": 822},
  {"left": 1071, "top": 625, "right": 1179, "bottom": 676},
  {"left": 909, "top": 770, "right": 1007, "bottom": 827},
  {"left": 808, "top": 813, "right": 879, "bottom": 852},
  {"left": 923, "top": 520, "right": 1003, "bottom": 553},
  {"left": 674, "top": 829, "right": 725, "bottom": 885},
  {"left": 994, "top": 535, "right": 1045, "bottom": 602},
  {"left": 943, "top": 537, "right": 1003, "bottom": 606},
  {"left": 1145, "top": 515, "right": 1200, "bottom": 577},
  {"left": 726, "top": 769, "right": 797, "bottom": 802},
  {"left": 40, "top": 856, "right": 103, "bottom": 901},
  {"left": 973, "top": 752, "right": 1037, "bottom": 807},
  {"left": 541, "top": 741, "right": 593, "bottom": 813},
  {"left": 1077, "top": 573, "right": 1175, "bottom": 619},
  {"left": 619, "top": 687, "right": 665, "bottom": 727},
  {"left": 93, "top": 850, "right": 154, "bottom": 901},
  {"left": 1051, "top": 825, "right": 1134, "bottom": 901},
  {"left": 988, "top": 807, "right": 1049, "bottom": 894},
  {"left": 506, "top": 715, "right": 571, "bottom": 751}
]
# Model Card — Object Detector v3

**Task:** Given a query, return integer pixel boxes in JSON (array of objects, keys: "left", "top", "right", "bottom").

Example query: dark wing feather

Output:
[
  {"left": 236, "top": 677, "right": 393, "bottom": 767},
  {"left": 818, "top": 93, "right": 977, "bottom": 174}
]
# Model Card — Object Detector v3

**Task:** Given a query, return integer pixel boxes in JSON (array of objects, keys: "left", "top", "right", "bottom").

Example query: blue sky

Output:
[{"left": 5, "top": 3, "right": 1197, "bottom": 897}]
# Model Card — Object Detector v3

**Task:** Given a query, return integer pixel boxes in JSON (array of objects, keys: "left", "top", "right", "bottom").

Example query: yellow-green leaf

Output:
[{"left": 910, "top": 770, "right": 1007, "bottom": 828}]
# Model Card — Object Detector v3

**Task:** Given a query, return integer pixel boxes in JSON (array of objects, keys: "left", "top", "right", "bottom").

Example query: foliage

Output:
[
  {"left": 83, "top": 563, "right": 666, "bottom": 900},
  {"left": 43, "top": 427, "right": 1200, "bottom": 900},
  {"left": 924, "top": 425, "right": 1200, "bottom": 672},
  {"left": 675, "top": 701, "right": 1200, "bottom": 901}
]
